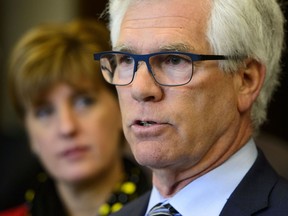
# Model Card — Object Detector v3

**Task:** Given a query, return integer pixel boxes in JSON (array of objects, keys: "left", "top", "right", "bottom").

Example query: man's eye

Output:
[
  {"left": 164, "top": 55, "right": 190, "bottom": 65},
  {"left": 119, "top": 55, "right": 134, "bottom": 65}
]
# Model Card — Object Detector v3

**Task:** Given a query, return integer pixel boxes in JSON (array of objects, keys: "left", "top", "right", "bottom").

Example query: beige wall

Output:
[{"left": 0, "top": 0, "right": 78, "bottom": 135}]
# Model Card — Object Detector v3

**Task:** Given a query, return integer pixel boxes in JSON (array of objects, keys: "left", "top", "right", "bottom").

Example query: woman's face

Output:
[{"left": 25, "top": 82, "right": 122, "bottom": 184}]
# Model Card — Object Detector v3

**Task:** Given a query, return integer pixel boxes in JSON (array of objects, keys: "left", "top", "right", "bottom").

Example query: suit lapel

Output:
[{"left": 220, "top": 150, "right": 278, "bottom": 216}]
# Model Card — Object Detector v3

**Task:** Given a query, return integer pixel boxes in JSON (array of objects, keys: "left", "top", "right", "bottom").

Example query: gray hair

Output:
[
  {"left": 107, "top": 0, "right": 285, "bottom": 131},
  {"left": 208, "top": 0, "right": 285, "bottom": 131},
  {"left": 108, "top": 0, "right": 133, "bottom": 47}
]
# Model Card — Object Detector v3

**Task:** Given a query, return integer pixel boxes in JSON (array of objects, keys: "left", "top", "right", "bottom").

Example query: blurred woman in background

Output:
[{"left": 7, "top": 19, "right": 150, "bottom": 216}]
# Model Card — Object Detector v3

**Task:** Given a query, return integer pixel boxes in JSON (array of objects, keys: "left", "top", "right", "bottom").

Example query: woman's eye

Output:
[
  {"left": 34, "top": 105, "right": 54, "bottom": 118},
  {"left": 74, "top": 95, "right": 96, "bottom": 109}
]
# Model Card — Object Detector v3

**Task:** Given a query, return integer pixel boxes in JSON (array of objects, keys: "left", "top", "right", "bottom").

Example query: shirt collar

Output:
[{"left": 146, "top": 139, "right": 257, "bottom": 216}]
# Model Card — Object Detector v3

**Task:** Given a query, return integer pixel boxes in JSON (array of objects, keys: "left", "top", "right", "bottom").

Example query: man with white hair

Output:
[{"left": 94, "top": 0, "right": 288, "bottom": 215}]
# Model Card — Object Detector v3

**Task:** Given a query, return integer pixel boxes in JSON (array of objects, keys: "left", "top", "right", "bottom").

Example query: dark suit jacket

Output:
[{"left": 110, "top": 150, "right": 288, "bottom": 216}]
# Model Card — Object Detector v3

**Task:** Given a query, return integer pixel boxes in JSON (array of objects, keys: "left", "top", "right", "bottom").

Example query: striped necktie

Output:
[{"left": 147, "top": 203, "right": 181, "bottom": 216}]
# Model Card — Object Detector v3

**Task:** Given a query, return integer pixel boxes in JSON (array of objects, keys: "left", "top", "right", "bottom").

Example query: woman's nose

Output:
[{"left": 57, "top": 106, "right": 77, "bottom": 138}]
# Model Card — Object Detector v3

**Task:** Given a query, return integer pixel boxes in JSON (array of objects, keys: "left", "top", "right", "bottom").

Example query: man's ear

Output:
[{"left": 236, "top": 59, "right": 266, "bottom": 112}]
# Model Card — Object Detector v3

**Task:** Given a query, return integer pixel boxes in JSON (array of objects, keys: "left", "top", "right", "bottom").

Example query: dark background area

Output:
[
  {"left": 0, "top": 0, "right": 287, "bottom": 210},
  {"left": 261, "top": 1, "right": 288, "bottom": 141}
]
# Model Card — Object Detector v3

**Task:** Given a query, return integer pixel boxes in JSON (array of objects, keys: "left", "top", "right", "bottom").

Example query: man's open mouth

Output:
[{"left": 136, "top": 120, "right": 157, "bottom": 127}]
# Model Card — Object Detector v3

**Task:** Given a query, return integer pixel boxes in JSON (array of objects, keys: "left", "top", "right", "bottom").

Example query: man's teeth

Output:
[{"left": 140, "top": 121, "right": 155, "bottom": 126}]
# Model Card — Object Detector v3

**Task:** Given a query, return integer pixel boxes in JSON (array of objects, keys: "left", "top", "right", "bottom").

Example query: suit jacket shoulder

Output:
[
  {"left": 110, "top": 150, "right": 288, "bottom": 216},
  {"left": 220, "top": 149, "right": 288, "bottom": 216}
]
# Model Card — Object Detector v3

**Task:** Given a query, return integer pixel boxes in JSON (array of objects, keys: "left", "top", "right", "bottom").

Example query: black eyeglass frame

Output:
[{"left": 94, "top": 51, "right": 231, "bottom": 86}]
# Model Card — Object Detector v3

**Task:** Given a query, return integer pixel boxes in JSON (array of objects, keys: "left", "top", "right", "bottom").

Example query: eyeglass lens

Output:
[{"left": 99, "top": 53, "right": 193, "bottom": 86}]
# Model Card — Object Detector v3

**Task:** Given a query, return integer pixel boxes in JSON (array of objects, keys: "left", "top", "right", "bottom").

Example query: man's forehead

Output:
[
  {"left": 121, "top": 16, "right": 188, "bottom": 30},
  {"left": 116, "top": 0, "right": 211, "bottom": 53},
  {"left": 123, "top": 0, "right": 211, "bottom": 23}
]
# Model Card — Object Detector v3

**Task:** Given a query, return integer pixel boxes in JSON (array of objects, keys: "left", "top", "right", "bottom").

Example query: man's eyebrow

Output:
[
  {"left": 159, "top": 43, "right": 193, "bottom": 52},
  {"left": 113, "top": 45, "right": 134, "bottom": 53},
  {"left": 113, "top": 43, "right": 195, "bottom": 53}
]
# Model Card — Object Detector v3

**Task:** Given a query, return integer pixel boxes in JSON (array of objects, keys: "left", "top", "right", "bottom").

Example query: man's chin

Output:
[{"left": 134, "top": 153, "right": 168, "bottom": 169}]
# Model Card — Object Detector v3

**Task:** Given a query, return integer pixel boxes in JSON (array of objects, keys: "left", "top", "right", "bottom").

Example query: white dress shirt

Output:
[{"left": 146, "top": 139, "right": 258, "bottom": 216}]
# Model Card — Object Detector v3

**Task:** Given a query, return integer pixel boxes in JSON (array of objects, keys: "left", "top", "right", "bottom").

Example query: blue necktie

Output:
[{"left": 147, "top": 203, "right": 182, "bottom": 216}]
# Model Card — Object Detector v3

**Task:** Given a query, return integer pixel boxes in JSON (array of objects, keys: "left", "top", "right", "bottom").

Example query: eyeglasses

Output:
[{"left": 93, "top": 51, "right": 231, "bottom": 86}]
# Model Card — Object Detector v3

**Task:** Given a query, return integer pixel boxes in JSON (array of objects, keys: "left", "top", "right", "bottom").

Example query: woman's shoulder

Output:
[{"left": 26, "top": 172, "right": 66, "bottom": 216}]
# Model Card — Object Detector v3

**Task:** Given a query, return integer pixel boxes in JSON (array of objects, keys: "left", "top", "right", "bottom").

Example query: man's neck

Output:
[{"left": 151, "top": 123, "right": 253, "bottom": 197}]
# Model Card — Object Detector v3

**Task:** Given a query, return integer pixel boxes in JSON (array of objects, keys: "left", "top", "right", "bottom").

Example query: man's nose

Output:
[{"left": 130, "top": 62, "right": 163, "bottom": 102}]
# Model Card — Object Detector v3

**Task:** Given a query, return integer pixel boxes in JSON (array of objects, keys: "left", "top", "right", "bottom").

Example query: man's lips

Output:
[
  {"left": 133, "top": 120, "right": 158, "bottom": 127},
  {"left": 129, "top": 119, "right": 171, "bottom": 137}
]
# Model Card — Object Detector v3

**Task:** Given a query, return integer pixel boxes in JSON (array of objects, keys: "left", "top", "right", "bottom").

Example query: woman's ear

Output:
[{"left": 236, "top": 59, "right": 266, "bottom": 113}]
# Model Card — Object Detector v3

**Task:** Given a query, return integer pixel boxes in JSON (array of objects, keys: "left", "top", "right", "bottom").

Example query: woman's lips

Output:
[{"left": 60, "top": 146, "right": 90, "bottom": 160}]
